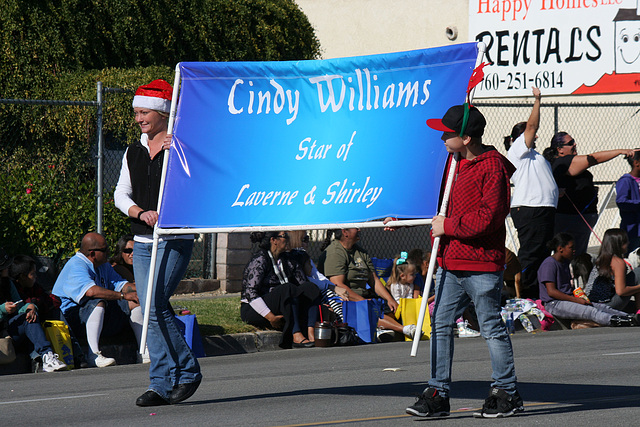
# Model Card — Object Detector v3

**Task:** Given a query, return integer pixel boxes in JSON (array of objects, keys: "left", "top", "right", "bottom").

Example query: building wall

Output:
[
  {"left": 296, "top": 0, "right": 469, "bottom": 60},
  {"left": 296, "top": 0, "right": 638, "bottom": 105}
]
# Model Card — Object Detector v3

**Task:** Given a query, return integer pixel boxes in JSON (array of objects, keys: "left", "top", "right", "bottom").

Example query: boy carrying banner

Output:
[{"left": 405, "top": 104, "right": 524, "bottom": 418}]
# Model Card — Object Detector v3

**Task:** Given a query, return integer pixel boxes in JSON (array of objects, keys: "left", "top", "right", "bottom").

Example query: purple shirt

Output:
[{"left": 537, "top": 256, "right": 572, "bottom": 302}]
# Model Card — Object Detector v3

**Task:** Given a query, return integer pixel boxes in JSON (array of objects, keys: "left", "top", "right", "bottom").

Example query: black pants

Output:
[
  {"left": 241, "top": 282, "right": 320, "bottom": 348},
  {"left": 511, "top": 206, "right": 556, "bottom": 298}
]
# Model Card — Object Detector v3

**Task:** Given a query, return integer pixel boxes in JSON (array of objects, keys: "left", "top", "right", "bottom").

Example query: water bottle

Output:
[{"left": 505, "top": 311, "right": 515, "bottom": 334}]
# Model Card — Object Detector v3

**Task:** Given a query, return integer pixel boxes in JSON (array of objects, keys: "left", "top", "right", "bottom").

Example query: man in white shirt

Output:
[{"left": 506, "top": 88, "right": 559, "bottom": 299}]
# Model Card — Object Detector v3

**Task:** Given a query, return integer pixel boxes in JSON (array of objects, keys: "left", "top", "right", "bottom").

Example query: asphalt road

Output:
[{"left": 2, "top": 327, "right": 640, "bottom": 426}]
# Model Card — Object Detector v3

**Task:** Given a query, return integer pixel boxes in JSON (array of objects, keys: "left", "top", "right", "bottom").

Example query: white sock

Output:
[
  {"left": 129, "top": 306, "right": 144, "bottom": 349},
  {"left": 86, "top": 306, "right": 105, "bottom": 354}
]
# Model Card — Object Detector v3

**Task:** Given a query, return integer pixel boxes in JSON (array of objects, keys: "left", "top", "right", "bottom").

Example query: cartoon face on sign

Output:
[{"left": 614, "top": 9, "right": 640, "bottom": 74}]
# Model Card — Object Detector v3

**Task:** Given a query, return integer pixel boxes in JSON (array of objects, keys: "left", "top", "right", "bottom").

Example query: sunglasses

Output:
[
  {"left": 275, "top": 233, "right": 289, "bottom": 240},
  {"left": 561, "top": 138, "right": 576, "bottom": 147},
  {"left": 90, "top": 247, "right": 108, "bottom": 253},
  {"left": 122, "top": 248, "right": 133, "bottom": 254}
]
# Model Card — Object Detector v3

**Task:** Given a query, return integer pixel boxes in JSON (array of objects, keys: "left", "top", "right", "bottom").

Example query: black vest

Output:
[{"left": 126, "top": 141, "right": 164, "bottom": 235}]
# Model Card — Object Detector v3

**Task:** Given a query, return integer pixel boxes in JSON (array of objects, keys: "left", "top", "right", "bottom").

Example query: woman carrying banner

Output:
[
  {"left": 543, "top": 134, "right": 636, "bottom": 256},
  {"left": 241, "top": 231, "right": 321, "bottom": 348},
  {"left": 114, "top": 79, "right": 201, "bottom": 407}
]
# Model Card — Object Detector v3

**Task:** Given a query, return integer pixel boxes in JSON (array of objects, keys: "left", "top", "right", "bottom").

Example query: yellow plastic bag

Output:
[
  {"left": 395, "top": 297, "right": 431, "bottom": 340},
  {"left": 43, "top": 320, "right": 73, "bottom": 368}
]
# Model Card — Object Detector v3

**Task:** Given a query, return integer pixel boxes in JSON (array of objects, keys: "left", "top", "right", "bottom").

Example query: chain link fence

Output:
[
  {"left": 0, "top": 86, "right": 207, "bottom": 278},
  {"left": 3, "top": 94, "right": 638, "bottom": 277}
]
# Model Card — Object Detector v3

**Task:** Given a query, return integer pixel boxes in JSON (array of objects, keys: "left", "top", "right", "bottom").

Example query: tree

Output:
[{"left": 0, "top": 0, "right": 321, "bottom": 262}]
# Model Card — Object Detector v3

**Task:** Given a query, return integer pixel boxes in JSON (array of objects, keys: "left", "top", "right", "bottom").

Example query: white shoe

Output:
[
  {"left": 376, "top": 328, "right": 395, "bottom": 342},
  {"left": 88, "top": 351, "right": 116, "bottom": 368},
  {"left": 42, "top": 351, "right": 68, "bottom": 372},
  {"left": 403, "top": 324, "right": 417, "bottom": 339},
  {"left": 457, "top": 321, "right": 481, "bottom": 338}
]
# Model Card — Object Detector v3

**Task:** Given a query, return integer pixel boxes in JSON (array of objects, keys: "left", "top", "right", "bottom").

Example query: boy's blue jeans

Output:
[
  {"left": 134, "top": 239, "right": 201, "bottom": 401},
  {"left": 428, "top": 269, "right": 517, "bottom": 396}
]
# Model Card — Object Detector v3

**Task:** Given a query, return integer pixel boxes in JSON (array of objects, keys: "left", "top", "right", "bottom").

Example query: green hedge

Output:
[{"left": 0, "top": 0, "right": 320, "bottom": 263}]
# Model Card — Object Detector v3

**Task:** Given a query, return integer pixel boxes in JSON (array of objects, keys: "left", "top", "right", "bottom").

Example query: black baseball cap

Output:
[{"left": 427, "top": 104, "right": 486, "bottom": 138}]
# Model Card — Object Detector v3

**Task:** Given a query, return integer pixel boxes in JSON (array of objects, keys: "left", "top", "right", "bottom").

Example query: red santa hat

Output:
[{"left": 132, "top": 79, "right": 173, "bottom": 113}]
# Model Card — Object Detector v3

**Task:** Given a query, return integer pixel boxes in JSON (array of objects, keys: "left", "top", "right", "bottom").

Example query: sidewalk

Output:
[
  {"left": 0, "top": 286, "right": 572, "bottom": 375},
  {"left": 0, "top": 286, "right": 284, "bottom": 375}
]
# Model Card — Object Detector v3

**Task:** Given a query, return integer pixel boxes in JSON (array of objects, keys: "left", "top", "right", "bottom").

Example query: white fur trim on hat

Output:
[{"left": 132, "top": 95, "right": 171, "bottom": 113}]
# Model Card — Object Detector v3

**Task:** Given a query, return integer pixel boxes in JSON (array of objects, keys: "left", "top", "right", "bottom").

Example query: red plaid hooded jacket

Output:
[{"left": 436, "top": 146, "right": 516, "bottom": 272}]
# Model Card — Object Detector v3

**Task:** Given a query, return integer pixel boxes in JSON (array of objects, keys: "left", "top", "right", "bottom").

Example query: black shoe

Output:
[
  {"left": 136, "top": 390, "right": 170, "bottom": 407},
  {"left": 406, "top": 387, "right": 450, "bottom": 417},
  {"left": 632, "top": 313, "right": 640, "bottom": 326},
  {"left": 292, "top": 339, "right": 315, "bottom": 348},
  {"left": 610, "top": 315, "right": 634, "bottom": 327},
  {"left": 170, "top": 380, "right": 201, "bottom": 404},
  {"left": 31, "top": 357, "right": 42, "bottom": 373},
  {"left": 473, "top": 387, "right": 524, "bottom": 418}
]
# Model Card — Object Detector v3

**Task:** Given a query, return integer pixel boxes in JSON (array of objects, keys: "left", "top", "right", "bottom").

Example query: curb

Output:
[
  {"left": 0, "top": 331, "right": 284, "bottom": 376},
  {"left": 202, "top": 331, "right": 283, "bottom": 356}
]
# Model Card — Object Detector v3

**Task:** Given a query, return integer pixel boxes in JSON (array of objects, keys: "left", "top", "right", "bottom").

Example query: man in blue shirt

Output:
[{"left": 53, "top": 232, "right": 143, "bottom": 368}]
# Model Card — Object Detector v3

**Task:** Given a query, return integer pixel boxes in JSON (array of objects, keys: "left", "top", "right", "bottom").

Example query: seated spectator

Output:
[
  {"left": 10, "top": 254, "right": 88, "bottom": 369},
  {"left": 616, "top": 151, "right": 640, "bottom": 255},
  {"left": 407, "top": 248, "right": 431, "bottom": 295},
  {"left": 584, "top": 228, "right": 640, "bottom": 313},
  {"left": 538, "top": 232, "right": 638, "bottom": 326},
  {"left": 318, "top": 228, "right": 417, "bottom": 339},
  {"left": 386, "top": 252, "right": 420, "bottom": 303},
  {"left": 571, "top": 253, "right": 593, "bottom": 289},
  {"left": 241, "top": 231, "right": 321, "bottom": 349},
  {"left": 0, "top": 248, "right": 67, "bottom": 372},
  {"left": 287, "top": 230, "right": 348, "bottom": 322},
  {"left": 110, "top": 234, "right": 135, "bottom": 283},
  {"left": 9, "top": 254, "right": 61, "bottom": 319},
  {"left": 52, "top": 232, "right": 144, "bottom": 367}
]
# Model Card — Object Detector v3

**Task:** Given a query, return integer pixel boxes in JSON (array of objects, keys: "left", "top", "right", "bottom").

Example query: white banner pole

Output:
[
  {"left": 140, "top": 64, "right": 182, "bottom": 353},
  {"left": 410, "top": 42, "right": 487, "bottom": 357}
]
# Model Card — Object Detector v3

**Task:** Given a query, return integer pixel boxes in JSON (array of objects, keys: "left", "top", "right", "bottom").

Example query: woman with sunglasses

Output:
[
  {"left": 110, "top": 234, "right": 135, "bottom": 283},
  {"left": 241, "top": 231, "right": 321, "bottom": 349},
  {"left": 543, "top": 133, "right": 635, "bottom": 256}
]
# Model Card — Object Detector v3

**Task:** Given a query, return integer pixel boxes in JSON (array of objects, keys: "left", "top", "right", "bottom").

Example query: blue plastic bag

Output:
[
  {"left": 342, "top": 299, "right": 384, "bottom": 343},
  {"left": 174, "top": 314, "right": 206, "bottom": 358}
]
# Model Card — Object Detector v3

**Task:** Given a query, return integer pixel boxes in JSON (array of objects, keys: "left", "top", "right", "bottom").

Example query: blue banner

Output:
[{"left": 158, "top": 43, "right": 479, "bottom": 228}]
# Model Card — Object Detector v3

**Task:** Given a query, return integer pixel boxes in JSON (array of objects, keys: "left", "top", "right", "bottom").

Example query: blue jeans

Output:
[
  {"left": 428, "top": 269, "right": 517, "bottom": 396},
  {"left": 7, "top": 312, "right": 53, "bottom": 359},
  {"left": 544, "top": 300, "right": 628, "bottom": 325},
  {"left": 134, "top": 239, "right": 201, "bottom": 401}
]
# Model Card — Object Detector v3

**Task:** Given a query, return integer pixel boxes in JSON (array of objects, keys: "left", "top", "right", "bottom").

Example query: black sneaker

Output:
[
  {"left": 406, "top": 387, "right": 450, "bottom": 417},
  {"left": 610, "top": 315, "right": 634, "bottom": 327},
  {"left": 473, "top": 387, "right": 524, "bottom": 418}
]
